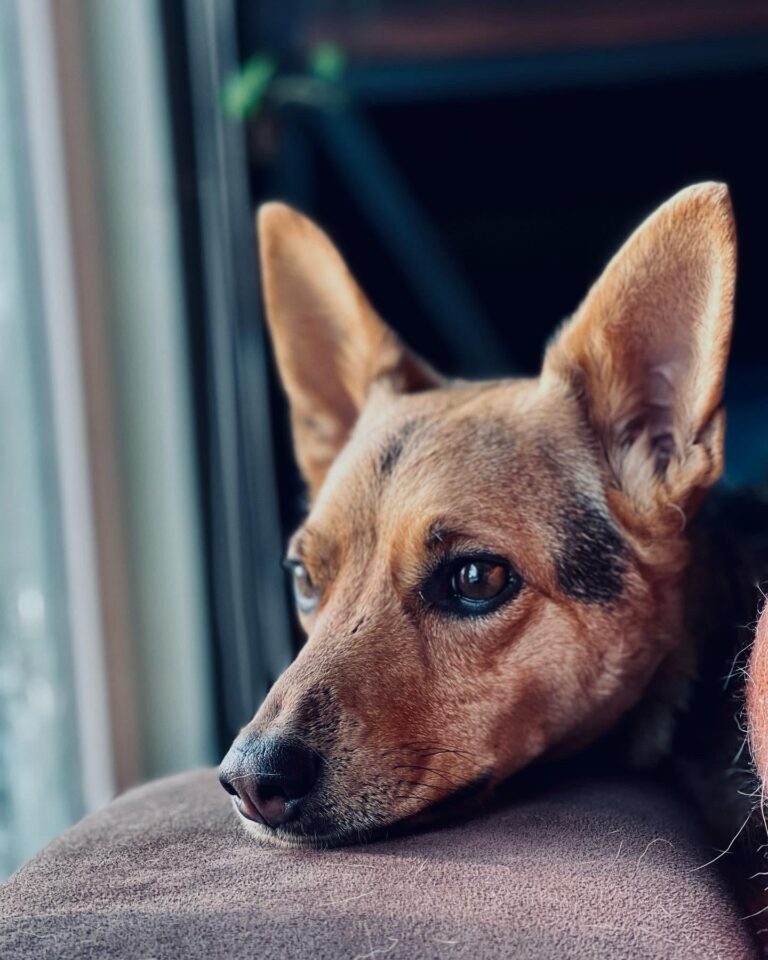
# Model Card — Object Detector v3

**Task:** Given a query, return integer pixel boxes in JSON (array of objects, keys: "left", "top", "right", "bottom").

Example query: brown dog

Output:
[{"left": 219, "top": 183, "right": 767, "bottom": 874}]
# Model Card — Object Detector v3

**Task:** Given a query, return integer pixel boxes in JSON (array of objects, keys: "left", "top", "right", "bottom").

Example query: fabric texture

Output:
[{"left": 0, "top": 768, "right": 758, "bottom": 959}]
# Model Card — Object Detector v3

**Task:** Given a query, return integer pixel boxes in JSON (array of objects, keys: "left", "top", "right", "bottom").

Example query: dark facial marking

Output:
[
  {"left": 378, "top": 419, "right": 421, "bottom": 479},
  {"left": 555, "top": 495, "right": 627, "bottom": 603}
]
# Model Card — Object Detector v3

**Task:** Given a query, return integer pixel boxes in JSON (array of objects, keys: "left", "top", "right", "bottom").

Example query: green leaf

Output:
[{"left": 221, "top": 53, "right": 277, "bottom": 119}]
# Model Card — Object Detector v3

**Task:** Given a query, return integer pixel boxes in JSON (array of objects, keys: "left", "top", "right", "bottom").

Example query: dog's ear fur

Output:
[
  {"left": 258, "top": 203, "right": 438, "bottom": 496},
  {"left": 543, "top": 182, "right": 736, "bottom": 518}
]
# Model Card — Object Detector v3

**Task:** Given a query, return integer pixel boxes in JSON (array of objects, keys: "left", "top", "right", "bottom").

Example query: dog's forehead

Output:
[
  {"left": 302, "top": 379, "right": 628, "bottom": 606},
  {"left": 309, "top": 378, "right": 601, "bottom": 539}
]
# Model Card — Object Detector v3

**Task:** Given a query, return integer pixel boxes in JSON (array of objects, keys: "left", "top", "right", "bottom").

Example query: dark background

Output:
[{"left": 163, "top": 0, "right": 768, "bottom": 751}]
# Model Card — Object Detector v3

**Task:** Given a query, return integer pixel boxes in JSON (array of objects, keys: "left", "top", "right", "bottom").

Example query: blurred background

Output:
[{"left": 2, "top": 0, "right": 768, "bottom": 879}]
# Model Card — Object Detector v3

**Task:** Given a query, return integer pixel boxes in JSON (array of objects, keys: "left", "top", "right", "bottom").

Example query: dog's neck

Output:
[
  {"left": 595, "top": 486, "right": 767, "bottom": 774},
  {"left": 673, "top": 489, "right": 768, "bottom": 761},
  {"left": 663, "top": 487, "right": 768, "bottom": 888}
]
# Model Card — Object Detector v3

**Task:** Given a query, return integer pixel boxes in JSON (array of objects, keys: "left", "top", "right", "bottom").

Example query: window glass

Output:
[{"left": 0, "top": 4, "right": 83, "bottom": 879}]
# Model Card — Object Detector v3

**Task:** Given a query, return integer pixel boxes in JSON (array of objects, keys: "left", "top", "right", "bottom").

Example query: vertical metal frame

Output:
[{"left": 181, "top": 0, "right": 294, "bottom": 737}]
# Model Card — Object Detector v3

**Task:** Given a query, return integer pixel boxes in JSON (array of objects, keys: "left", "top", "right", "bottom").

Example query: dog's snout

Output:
[{"left": 218, "top": 733, "right": 321, "bottom": 828}]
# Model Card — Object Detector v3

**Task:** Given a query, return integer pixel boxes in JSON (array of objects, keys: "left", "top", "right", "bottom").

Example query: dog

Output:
[{"left": 218, "top": 183, "right": 768, "bottom": 895}]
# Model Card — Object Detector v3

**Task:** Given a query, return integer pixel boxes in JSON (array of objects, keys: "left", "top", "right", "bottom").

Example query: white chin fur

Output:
[{"left": 231, "top": 799, "right": 309, "bottom": 848}]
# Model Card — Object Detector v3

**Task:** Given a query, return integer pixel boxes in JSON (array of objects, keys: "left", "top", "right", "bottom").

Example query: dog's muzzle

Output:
[{"left": 218, "top": 732, "right": 322, "bottom": 829}]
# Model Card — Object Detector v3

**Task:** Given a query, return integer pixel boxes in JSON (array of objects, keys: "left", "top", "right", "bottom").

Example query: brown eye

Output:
[
  {"left": 453, "top": 561, "right": 509, "bottom": 601},
  {"left": 423, "top": 553, "right": 522, "bottom": 617},
  {"left": 287, "top": 561, "right": 319, "bottom": 614}
]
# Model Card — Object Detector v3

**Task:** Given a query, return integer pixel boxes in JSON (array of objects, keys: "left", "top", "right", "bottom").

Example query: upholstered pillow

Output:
[{"left": 0, "top": 768, "right": 758, "bottom": 959}]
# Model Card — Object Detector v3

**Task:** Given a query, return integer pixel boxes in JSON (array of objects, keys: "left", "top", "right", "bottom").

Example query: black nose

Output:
[{"left": 218, "top": 733, "right": 322, "bottom": 828}]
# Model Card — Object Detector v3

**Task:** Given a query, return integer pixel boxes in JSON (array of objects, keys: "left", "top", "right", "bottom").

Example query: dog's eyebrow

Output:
[
  {"left": 287, "top": 531, "right": 308, "bottom": 560},
  {"left": 288, "top": 526, "right": 328, "bottom": 566},
  {"left": 378, "top": 418, "right": 422, "bottom": 479},
  {"left": 555, "top": 496, "right": 627, "bottom": 604},
  {"left": 424, "top": 520, "right": 467, "bottom": 551},
  {"left": 288, "top": 535, "right": 337, "bottom": 586}
]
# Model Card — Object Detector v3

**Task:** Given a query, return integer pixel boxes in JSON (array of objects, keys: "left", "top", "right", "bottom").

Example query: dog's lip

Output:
[
  {"left": 232, "top": 802, "right": 346, "bottom": 846},
  {"left": 231, "top": 771, "right": 495, "bottom": 845},
  {"left": 230, "top": 798, "right": 359, "bottom": 845},
  {"left": 232, "top": 794, "right": 268, "bottom": 826}
]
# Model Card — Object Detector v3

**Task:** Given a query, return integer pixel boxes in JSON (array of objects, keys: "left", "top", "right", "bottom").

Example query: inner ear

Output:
[
  {"left": 614, "top": 357, "right": 692, "bottom": 479},
  {"left": 543, "top": 182, "right": 736, "bottom": 514},
  {"left": 258, "top": 203, "right": 441, "bottom": 497}
]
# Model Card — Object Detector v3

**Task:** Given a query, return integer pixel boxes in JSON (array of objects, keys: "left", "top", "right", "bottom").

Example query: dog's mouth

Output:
[
  {"left": 230, "top": 797, "right": 380, "bottom": 847},
  {"left": 231, "top": 769, "right": 495, "bottom": 848}
]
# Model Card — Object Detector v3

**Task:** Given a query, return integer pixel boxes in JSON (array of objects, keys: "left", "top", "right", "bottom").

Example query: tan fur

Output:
[
  {"left": 258, "top": 204, "right": 438, "bottom": 497},
  {"left": 241, "top": 183, "right": 736, "bottom": 846},
  {"left": 543, "top": 183, "right": 735, "bottom": 520}
]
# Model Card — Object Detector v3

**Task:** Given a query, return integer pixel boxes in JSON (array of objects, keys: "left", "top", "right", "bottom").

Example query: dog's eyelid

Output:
[
  {"left": 423, "top": 519, "right": 516, "bottom": 560},
  {"left": 427, "top": 539, "right": 520, "bottom": 570},
  {"left": 285, "top": 557, "right": 322, "bottom": 615}
]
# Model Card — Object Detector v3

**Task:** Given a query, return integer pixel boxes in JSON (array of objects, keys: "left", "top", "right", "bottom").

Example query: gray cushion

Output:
[{"left": 0, "top": 768, "right": 758, "bottom": 958}]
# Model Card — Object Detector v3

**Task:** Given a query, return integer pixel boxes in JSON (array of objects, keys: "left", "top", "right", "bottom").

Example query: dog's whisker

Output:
[
  {"left": 392, "top": 764, "right": 473, "bottom": 789},
  {"left": 286, "top": 731, "right": 328, "bottom": 765},
  {"left": 396, "top": 779, "right": 444, "bottom": 794},
  {"left": 398, "top": 743, "right": 482, "bottom": 763}
]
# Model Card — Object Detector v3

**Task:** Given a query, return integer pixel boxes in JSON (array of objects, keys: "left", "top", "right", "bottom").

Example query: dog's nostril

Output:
[
  {"left": 218, "top": 775, "right": 238, "bottom": 798},
  {"left": 270, "top": 739, "right": 322, "bottom": 801},
  {"left": 218, "top": 734, "right": 322, "bottom": 828}
]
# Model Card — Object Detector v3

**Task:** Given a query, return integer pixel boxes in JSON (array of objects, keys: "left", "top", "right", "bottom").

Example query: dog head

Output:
[{"left": 219, "top": 183, "right": 735, "bottom": 845}]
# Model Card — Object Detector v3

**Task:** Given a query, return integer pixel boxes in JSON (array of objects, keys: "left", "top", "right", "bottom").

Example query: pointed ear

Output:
[
  {"left": 542, "top": 182, "right": 736, "bottom": 518},
  {"left": 258, "top": 203, "right": 439, "bottom": 497}
]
